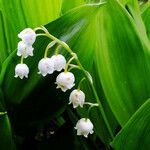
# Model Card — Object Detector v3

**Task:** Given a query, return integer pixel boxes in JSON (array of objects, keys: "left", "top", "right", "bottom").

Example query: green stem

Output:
[
  {"left": 0, "top": 111, "right": 7, "bottom": 116},
  {"left": 87, "top": 105, "right": 93, "bottom": 118},
  {"left": 68, "top": 64, "right": 81, "bottom": 72},
  {"left": 84, "top": 102, "right": 99, "bottom": 106},
  {"left": 64, "top": 56, "right": 75, "bottom": 72},
  {"left": 44, "top": 41, "right": 56, "bottom": 58},
  {"left": 55, "top": 45, "right": 62, "bottom": 55},
  {"left": 20, "top": 55, "right": 24, "bottom": 64},
  {"left": 20, "top": 48, "right": 27, "bottom": 64},
  {"left": 37, "top": 26, "right": 114, "bottom": 139},
  {"left": 90, "top": 84, "right": 114, "bottom": 138},
  {"left": 84, "top": 102, "right": 99, "bottom": 118},
  {"left": 77, "top": 77, "right": 86, "bottom": 90}
]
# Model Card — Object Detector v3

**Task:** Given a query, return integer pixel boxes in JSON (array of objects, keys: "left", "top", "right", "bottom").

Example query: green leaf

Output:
[
  {"left": 20, "top": 0, "right": 62, "bottom": 27},
  {"left": 61, "top": 0, "right": 102, "bottom": 14},
  {"left": 0, "top": 113, "right": 16, "bottom": 150},
  {"left": 95, "top": 0, "right": 150, "bottom": 126},
  {"left": 0, "top": 10, "right": 9, "bottom": 67},
  {"left": 111, "top": 98, "right": 150, "bottom": 150},
  {"left": 61, "top": 0, "right": 86, "bottom": 14}
]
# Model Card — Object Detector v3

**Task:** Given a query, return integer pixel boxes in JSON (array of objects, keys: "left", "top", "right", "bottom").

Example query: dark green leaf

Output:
[{"left": 0, "top": 113, "right": 16, "bottom": 150}]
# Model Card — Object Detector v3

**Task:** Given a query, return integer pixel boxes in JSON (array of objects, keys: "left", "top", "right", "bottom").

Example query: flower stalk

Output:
[
  {"left": 64, "top": 56, "right": 76, "bottom": 72},
  {"left": 44, "top": 40, "right": 56, "bottom": 58},
  {"left": 77, "top": 77, "right": 86, "bottom": 90},
  {"left": 15, "top": 26, "right": 114, "bottom": 139},
  {"left": 35, "top": 26, "right": 114, "bottom": 139}
]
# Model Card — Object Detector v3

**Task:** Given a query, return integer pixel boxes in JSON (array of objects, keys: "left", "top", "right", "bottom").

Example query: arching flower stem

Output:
[
  {"left": 44, "top": 40, "right": 56, "bottom": 58},
  {"left": 77, "top": 77, "right": 86, "bottom": 90},
  {"left": 35, "top": 26, "right": 114, "bottom": 139}
]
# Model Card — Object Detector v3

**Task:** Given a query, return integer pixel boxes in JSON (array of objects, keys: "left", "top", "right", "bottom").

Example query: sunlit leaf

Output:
[
  {"left": 142, "top": 1, "right": 150, "bottom": 39},
  {"left": 111, "top": 98, "right": 150, "bottom": 150},
  {"left": 61, "top": 0, "right": 86, "bottom": 14},
  {"left": 95, "top": 0, "right": 150, "bottom": 126}
]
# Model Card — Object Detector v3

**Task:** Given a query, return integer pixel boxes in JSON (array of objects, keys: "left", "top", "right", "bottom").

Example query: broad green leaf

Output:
[
  {"left": 0, "top": 10, "right": 9, "bottom": 67},
  {"left": 111, "top": 98, "right": 150, "bottom": 150},
  {"left": 61, "top": 0, "right": 86, "bottom": 14},
  {"left": 61, "top": 0, "right": 101, "bottom": 14},
  {"left": 21, "top": 0, "right": 62, "bottom": 27},
  {"left": 0, "top": 113, "right": 16, "bottom": 150},
  {"left": 95, "top": 0, "right": 150, "bottom": 126}
]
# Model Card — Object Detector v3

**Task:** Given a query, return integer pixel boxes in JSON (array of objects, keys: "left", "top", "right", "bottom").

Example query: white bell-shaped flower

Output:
[
  {"left": 38, "top": 58, "right": 54, "bottom": 76},
  {"left": 51, "top": 54, "right": 66, "bottom": 71},
  {"left": 75, "top": 118, "right": 94, "bottom": 138},
  {"left": 14, "top": 63, "right": 29, "bottom": 79},
  {"left": 69, "top": 89, "right": 85, "bottom": 108},
  {"left": 56, "top": 72, "right": 75, "bottom": 92},
  {"left": 17, "top": 41, "right": 34, "bottom": 58},
  {"left": 18, "top": 28, "right": 36, "bottom": 46}
]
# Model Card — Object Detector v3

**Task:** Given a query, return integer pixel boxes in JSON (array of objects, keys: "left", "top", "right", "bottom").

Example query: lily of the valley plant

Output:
[
  {"left": 14, "top": 26, "right": 102, "bottom": 138},
  {"left": 2, "top": 0, "right": 150, "bottom": 150}
]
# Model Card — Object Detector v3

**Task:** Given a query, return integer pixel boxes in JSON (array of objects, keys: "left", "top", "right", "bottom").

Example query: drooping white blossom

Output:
[
  {"left": 14, "top": 63, "right": 29, "bottom": 79},
  {"left": 69, "top": 89, "right": 85, "bottom": 108},
  {"left": 55, "top": 72, "right": 75, "bottom": 92},
  {"left": 18, "top": 28, "right": 36, "bottom": 46},
  {"left": 38, "top": 58, "right": 54, "bottom": 76},
  {"left": 51, "top": 54, "right": 66, "bottom": 71},
  {"left": 17, "top": 41, "right": 34, "bottom": 58},
  {"left": 75, "top": 118, "right": 94, "bottom": 138}
]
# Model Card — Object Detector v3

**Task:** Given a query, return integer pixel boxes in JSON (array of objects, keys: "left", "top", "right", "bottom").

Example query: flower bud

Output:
[
  {"left": 51, "top": 54, "right": 66, "bottom": 71},
  {"left": 38, "top": 58, "right": 54, "bottom": 76},
  {"left": 56, "top": 72, "right": 75, "bottom": 92},
  {"left": 17, "top": 41, "right": 34, "bottom": 58},
  {"left": 75, "top": 118, "right": 94, "bottom": 138},
  {"left": 14, "top": 64, "right": 29, "bottom": 79},
  {"left": 69, "top": 89, "right": 85, "bottom": 108},
  {"left": 18, "top": 28, "right": 36, "bottom": 46}
]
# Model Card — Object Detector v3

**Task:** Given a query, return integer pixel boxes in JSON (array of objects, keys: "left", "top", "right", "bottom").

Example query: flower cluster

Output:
[
  {"left": 15, "top": 28, "right": 36, "bottom": 79},
  {"left": 18, "top": 28, "right": 36, "bottom": 57},
  {"left": 38, "top": 54, "right": 66, "bottom": 77},
  {"left": 14, "top": 27, "right": 98, "bottom": 138}
]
